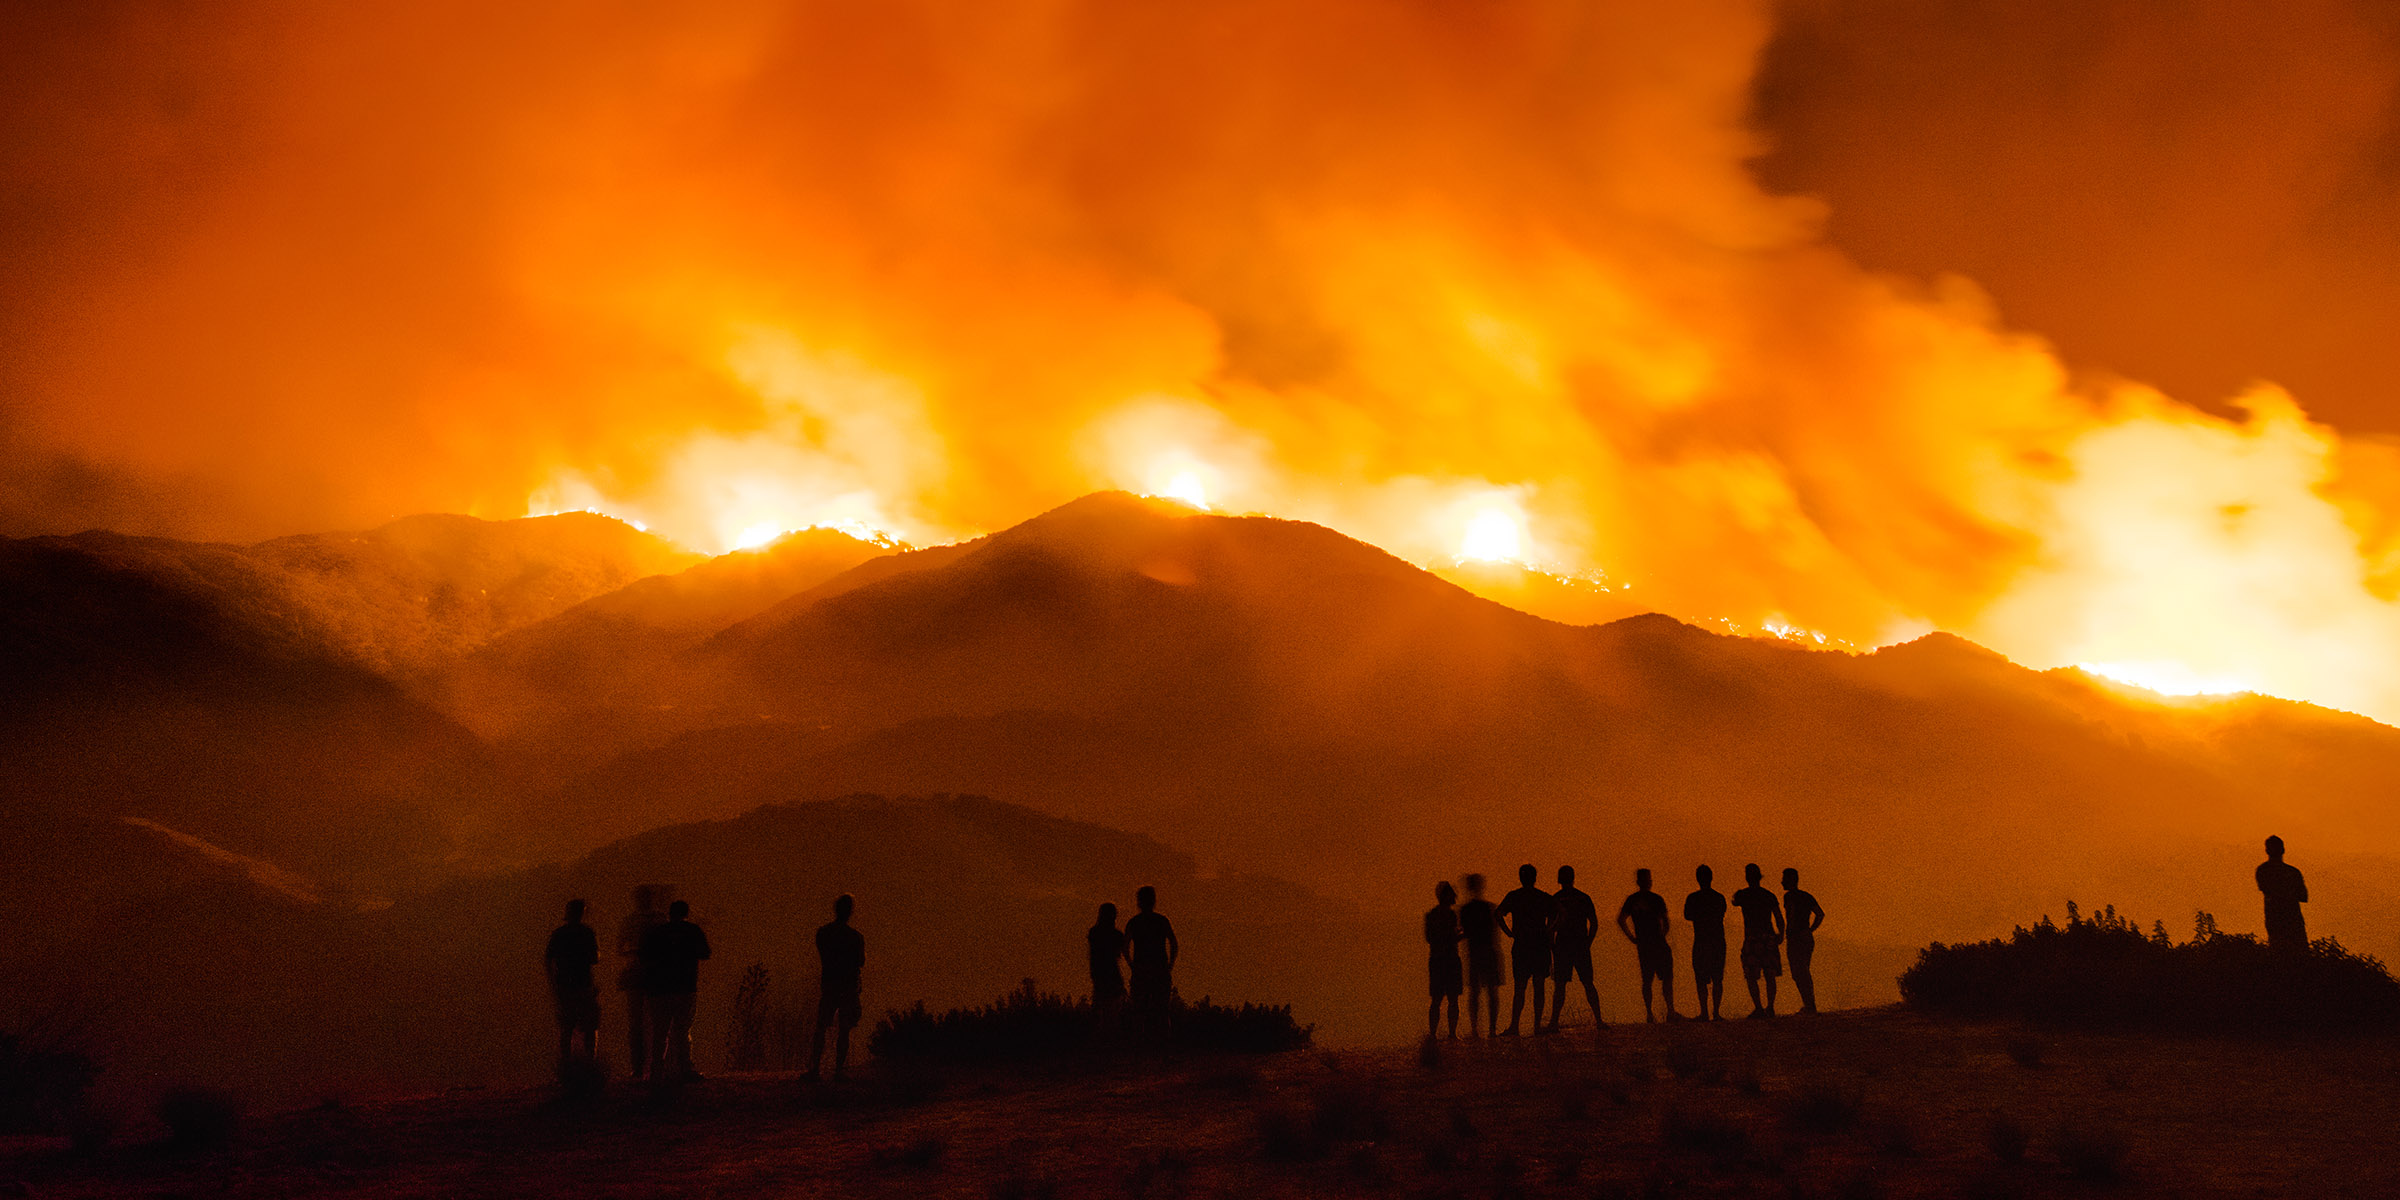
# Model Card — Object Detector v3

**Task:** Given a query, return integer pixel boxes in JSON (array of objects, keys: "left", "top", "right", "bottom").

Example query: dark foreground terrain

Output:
[{"left": 11, "top": 1008, "right": 2398, "bottom": 1199}]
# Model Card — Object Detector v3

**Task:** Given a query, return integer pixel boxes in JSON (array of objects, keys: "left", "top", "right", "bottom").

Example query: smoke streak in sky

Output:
[{"left": 9, "top": 1, "right": 2400, "bottom": 720}]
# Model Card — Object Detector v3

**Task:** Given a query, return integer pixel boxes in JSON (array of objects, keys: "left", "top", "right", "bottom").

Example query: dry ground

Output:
[{"left": 9, "top": 1008, "right": 2400, "bottom": 1199}]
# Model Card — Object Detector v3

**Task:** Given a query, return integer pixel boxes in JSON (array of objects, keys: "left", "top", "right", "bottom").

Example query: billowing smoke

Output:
[{"left": 7, "top": 1, "right": 2400, "bottom": 719}]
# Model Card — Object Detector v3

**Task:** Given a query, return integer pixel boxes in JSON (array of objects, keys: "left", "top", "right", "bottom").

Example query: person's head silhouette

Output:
[
  {"left": 1435, "top": 881, "right": 1456, "bottom": 905},
  {"left": 668, "top": 900, "right": 690, "bottom": 921},
  {"left": 1518, "top": 864, "right": 1538, "bottom": 887},
  {"left": 564, "top": 899, "right": 586, "bottom": 923},
  {"left": 1098, "top": 901, "right": 1118, "bottom": 926},
  {"left": 1744, "top": 863, "right": 1763, "bottom": 885},
  {"left": 1696, "top": 864, "right": 1713, "bottom": 886},
  {"left": 1635, "top": 868, "right": 1653, "bottom": 892},
  {"left": 1557, "top": 865, "right": 1576, "bottom": 887},
  {"left": 2266, "top": 835, "right": 2286, "bottom": 860},
  {"left": 1464, "top": 873, "right": 1486, "bottom": 899},
  {"left": 1136, "top": 885, "right": 1157, "bottom": 912},
  {"left": 834, "top": 893, "right": 854, "bottom": 922},
  {"left": 1781, "top": 868, "right": 1800, "bottom": 890}
]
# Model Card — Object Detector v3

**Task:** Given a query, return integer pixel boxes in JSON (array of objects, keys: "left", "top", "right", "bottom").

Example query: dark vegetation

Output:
[
  {"left": 154, "top": 1087, "right": 241, "bottom": 1153},
  {"left": 1901, "top": 902, "right": 2400, "bottom": 1031},
  {"left": 0, "top": 1033, "right": 97, "bottom": 1136},
  {"left": 868, "top": 980, "right": 1312, "bottom": 1063}
]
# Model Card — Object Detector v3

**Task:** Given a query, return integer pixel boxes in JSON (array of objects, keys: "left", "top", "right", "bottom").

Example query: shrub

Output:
[
  {"left": 870, "top": 980, "right": 1312, "bottom": 1062},
  {"left": 155, "top": 1087, "right": 241, "bottom": 1153},
  {"left": 2051, "top": 1122, "right": 2129, "bottom": 1184},
  {"left": 1780, "top": 1082, "right": 1862, "bottom": 1135},
  {"left": 0, "top": 1032, "right": 100, "bottom": 1135},
  {"left": 1899, "top": 903, "right": 2400, "bottom": 1032},
  {"left": 724, "top": 963, "right": 772, "bottom": 1071},
  {"left": 1984, "top": 1113, "right": 2028, "bottom": 1164}
]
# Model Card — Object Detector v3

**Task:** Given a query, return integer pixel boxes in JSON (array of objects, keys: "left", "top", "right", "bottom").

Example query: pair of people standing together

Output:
[{"left": 1087, "top": 886, "right": 1180, "bottom": 1031}]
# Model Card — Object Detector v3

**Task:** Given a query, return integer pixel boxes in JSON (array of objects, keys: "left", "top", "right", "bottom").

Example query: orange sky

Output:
[{"left": 7, "top": 0, "right": 2400, "bottom": 719}]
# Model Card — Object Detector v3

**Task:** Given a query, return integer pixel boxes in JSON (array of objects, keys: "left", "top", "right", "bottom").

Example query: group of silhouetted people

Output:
[
  {"left": 542, "top": 886, "right": 869, "bottom": 1084},
  {"left": 1426, "top": 863, "right": 1826, "bottom": 1035},
  {"left": 1088, "top": 886, "right": 1180, "bottom": 1034}
]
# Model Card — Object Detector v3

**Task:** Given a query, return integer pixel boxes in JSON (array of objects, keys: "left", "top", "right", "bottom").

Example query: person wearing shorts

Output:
[
  {"left": 1683, "top": 866, "right": 1728, "bottom": 1020},
  {"left": 1459, "top": 874, "right": 1502, "bottom": 1037},
  {"left": 544, "top": 899, "right": 601, "bottom": 1069},
  {"left": 1616, "top": 869, "right": 1677, "bottom": 1022},
  {"left": 1781, "top": 868, "right": 1824, "bottom": 1014},
  {"left": 1424, "top": 882, "right": 1463, "bottom": 1038},
  {"left": 1731, "top": 863, "right": 1785, "bottom": 1018},
  {"left": 1547, "top": 865, "right": 1602, "bottom": 1031},
  {"left": 809, "top": 893, "right": 866, "bottom": 1080},
  {"left": 1495, "top": 864, "right": 1556, "bottom": 1035}
]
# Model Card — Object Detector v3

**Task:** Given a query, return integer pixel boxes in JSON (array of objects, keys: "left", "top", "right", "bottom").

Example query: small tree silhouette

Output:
[{"left": 725, "top": 964, "right": 771, "bottom": 1071}]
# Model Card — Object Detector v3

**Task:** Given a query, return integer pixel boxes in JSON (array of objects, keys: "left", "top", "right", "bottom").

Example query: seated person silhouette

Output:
[
  {"left": 2256, "top": 835, "right": 2309, "bottom": 952},
  {"left": 809, "top": 894, "right": 867, "bottom": 1080},
  {"left": 638, "top": 899, "right": 712, "bottom": 1081},
  {"left": 544, "top": 899, "right": 601, "bottom": 1068},
  {"left": 1458, "top": 874, "right": 1502, "bottom": 1038},
  {"left": 1683, "top": 866, "right": 1728, "bottom": 1021},
  {"left": 1089, "top": 902, "right": 1127, "bottom": 1033},
  {"left": 1781, "top": 868, "right": 1825, "bottom": 1014},
  {"left": 1731, "top": 864, "right": 1784, "bottom": 1018},
  {"left": 1125, "top": 886, "right": 1179, "bottom": 1034},
  {"left": 1547, "top": 865, "right": 1603, "bottom": 1032},
  {"left": 1617, "top": 869, "right": 1677, "bottom": 1022},
  {"left": 1425, "top": 882, "right": 1463, "bottom": 1039},
  {"left": 1496, "top": 864, "right": 1556, "bottom": 1035}
]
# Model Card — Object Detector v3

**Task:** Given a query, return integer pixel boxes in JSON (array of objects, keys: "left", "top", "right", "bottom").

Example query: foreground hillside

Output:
[{"left": 14, "top": 1010, "right": 2399, "bottom": 1199}]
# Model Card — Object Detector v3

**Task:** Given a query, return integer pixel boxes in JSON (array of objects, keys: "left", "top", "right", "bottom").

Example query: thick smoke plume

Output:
[{"left": 7, "top": 0, "right": 2400, "bottom": 719}]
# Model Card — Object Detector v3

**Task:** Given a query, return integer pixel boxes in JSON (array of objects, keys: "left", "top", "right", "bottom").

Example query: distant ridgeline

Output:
[{"left": 1900, "top": 903, "right": 2400, "bottom": 1032}]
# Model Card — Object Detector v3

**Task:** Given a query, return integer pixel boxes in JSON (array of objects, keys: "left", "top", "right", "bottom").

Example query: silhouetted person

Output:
[
  {"left": 1496, "top": 864, "right": 1556, "bottom": 1035},
  {"left": 1425, "top": 882, "right": 1463, "bottom": 1038},
  {"left": 1125, "top": 885, "right": 1179, "bottom": 1034},
  {"left": 1683, "top": 866, "right": 1728, "bottom": 1021},
  {"left": 1617, "top": 868, "right": 1677, "bottom": 1022},
  {"left": 2257, "top": 835, "right": 2309, "bottom": 952},
  {"left": 1731, "top": 864, "right": 1784, "bottom": 1018},
  {"left": 1781, "top": 868, "right": 1825, "bottom": 1014},
  {"left": 1459, "top": 874, "right": 1501, "bottom": 1037},
  {"left": 544, "top": 899, "right": 601, "bottom": 1068},
  {"left": 616, "top": 885, "right": 665, "bottom": 1081},
  {"left": 809, "top": 894, "right": 866, "bottom": 1080},
  {"left": 638, "top": 899, "right": 711, "bottom": 1081},
  {"left": 1090, "top": 902, "right": 1127, "bottom": 1034},
  {"left": 1547, "top": 865, "right": 1603, "bottom": 1032}
]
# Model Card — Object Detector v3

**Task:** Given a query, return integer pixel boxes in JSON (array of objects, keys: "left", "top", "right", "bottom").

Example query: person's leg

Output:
[
  {"left": 626, "top": 991, "right": 648, "bottom": 1079},
  {"left": 1658, "top": 965, "right": 1677, "bottom": 1018},
  {"left": 645, "top": 996, "right": 669, "bottom": 1079},
  {"left": 1639, "top": 970, "right": 1656, "bottom": 1022},
  {"left": 1581, "top": 972, "right": 1602, "bottom": 1028},
  {"left": 1744, "top": 964, "right": 1764, "bottom": 1014},
  {"left": 808, "top": 995, "right": 830, "bottom": 1077},
  {"left": 834, "top": 1009, "right": 856, "bottom": 1078},
  {"left": 667, "top": 995, "right": 695, "bottom": 1076},
  {"left": 1505, "top": 974, "right": 1525, "bottom": 1034},
  {"left": 1529, "top": 967, "right": 1547, "bottom": 1031},
  {"left": 1762, "top": 972, "right": 1777, "bottom": 1015},
  {"left": 1429, "top": 998, "right": 1440, "bottom": 1037},
  {"left": 1445, "top": 995, "right": 1459, "bottom": 1037},
  {"left": 1792, "top": 944, "right": 1816, "bottom": 1012}
]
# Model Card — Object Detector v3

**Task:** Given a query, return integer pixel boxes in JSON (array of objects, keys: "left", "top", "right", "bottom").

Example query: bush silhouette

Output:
[
  {"left": 0, "top": 1032, "right": 99, "bottom": 1135},
  {"left": 1900, "top": 902, "right": 2400, "bottom": 1032},
  {"left": 869, "top": 979, "right": 1312, "bottom": 1062},
  {"left": 155, "top": 1087, "right": 241, "bottom": 1153}
]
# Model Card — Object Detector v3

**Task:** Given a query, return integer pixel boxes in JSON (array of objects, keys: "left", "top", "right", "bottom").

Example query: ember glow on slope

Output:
[{"left": 12, "top": 2, "right": 2400, "bottom": 725}]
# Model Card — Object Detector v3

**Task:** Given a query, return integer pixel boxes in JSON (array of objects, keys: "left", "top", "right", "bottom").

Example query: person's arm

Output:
[
  {"left": 1807, "top": 900, "right": 1824, "bottom": 936},
  {"left": 1165, "top": 919, "right": 1179, "bottom": 968},
  {"left": 1496, "top": 896, "right": 1517, "bottom": 939},
  {"left": 1771, "top": 900, "right": 1786, "bottom": 942},
  {"left": 1616, "top": 900, "right": 1638, "bottom": 943},
  {"left": 2298, "top": 873, "right": 2309, "bottom": 904},
  {"left": 696, "top": 927, "right": 712, "bottom": 962}
]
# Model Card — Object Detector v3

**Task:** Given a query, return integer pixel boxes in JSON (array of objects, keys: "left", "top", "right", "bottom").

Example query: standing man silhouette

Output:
[
  {"left": 638, "top": 899, "right": 711, "bottom": 1081},
  {"left": 1425, "top": 882, "right": 1463, "bottom": 1038},
  {"left": 2257, "top": 836, "right": 2309, "bottom": 952},
  {"left": 1781, "top": 868, "right": 1825, "bottom": 1014},
  {"left": 1731, "top": 864, "right": 1784, "bottom": 1018},
  {"left": 1125, "top": 885, "right": 1179, "bottom": 1034},
  {"left": 1458, "top": 874, "right": 1501, "bottom": 1038},
  {"left": 544, "top": 899, "right": 601, "bottom": 1070},
  {"left": 1089, "top": 902, "right": 1127, "bottom": 1034},
  {"left": 1617, "top": 869, "right": 1677, "bottom": 1022},
  {"left": 1547, "top": 865, "right": 1603, "bottom": 1032},
  {"left": 809, "top": 894, "right": 866, "bottom": 1080},
  {"left": 615, "top": 885, "right": 664, "bottom": 1081},
  {"left": 1496, "top": 864, "right": 1556, "bottom": 1035},
  {"left": 1683, "top": 866, "right": 1727, "bottom": 1021}
]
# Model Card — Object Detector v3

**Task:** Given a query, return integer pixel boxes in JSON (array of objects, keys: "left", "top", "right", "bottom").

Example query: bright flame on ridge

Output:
[
  {"left": 2076, "top": 660, "right": 2256, "bottom": 698},
  {"left": 1459, "top": 505, "right": 1526, "bottom": 563}
]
